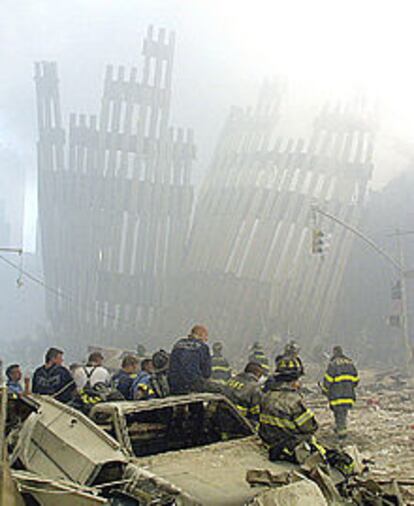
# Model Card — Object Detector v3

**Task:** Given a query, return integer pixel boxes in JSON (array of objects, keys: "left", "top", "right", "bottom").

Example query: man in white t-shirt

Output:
[{"left": 74, "top": 352, "right": 110, "bottom": 390}]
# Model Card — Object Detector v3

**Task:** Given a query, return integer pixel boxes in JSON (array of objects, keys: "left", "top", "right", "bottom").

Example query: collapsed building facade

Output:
[
  {"left": 35, "top": 26, "right": 376, "bottom": 352},
  {"left": 174, "top": 86, "right": 376, "bottom": 351},
  {"left": 35, "top": 27, "right": 195, "bottom": 349}
]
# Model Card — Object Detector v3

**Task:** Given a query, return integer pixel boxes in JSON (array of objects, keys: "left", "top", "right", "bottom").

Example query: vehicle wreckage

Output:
[{"left": 2, "top": 392, "right": 406, "bottom": 505}]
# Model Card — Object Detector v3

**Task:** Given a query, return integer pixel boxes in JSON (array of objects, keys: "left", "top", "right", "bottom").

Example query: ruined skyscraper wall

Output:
[
  {"left": 35, "top": 26, "right": 375, "bottom": 353},
  {"left": 177, "top": 86, "right": 375, "bottom": 352},
  {"left": 35, "top": 27, "right": 195, "bottom": 349}
]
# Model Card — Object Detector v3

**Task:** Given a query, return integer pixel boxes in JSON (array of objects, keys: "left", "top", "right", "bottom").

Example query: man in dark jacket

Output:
[
  {"left": 111, "top": 354, "right": 139, "bottom": 400},
  {"left": 168, "top": 325, "right": 212, "bottom": 394},
  {"left": 322, "top": 346, "right": 359, "bottom": 439},
  {"left": 259, "top": 369, "right": 318, "bottom": 462},
  {"left": 211, "top": 342, "right": 232, "bottom": 386},
  {"left": 32, "top": 347, "right": 75, "bottom": 403},
  {"left": 225, "top": 362, "right": 264, "bottom": 428}
]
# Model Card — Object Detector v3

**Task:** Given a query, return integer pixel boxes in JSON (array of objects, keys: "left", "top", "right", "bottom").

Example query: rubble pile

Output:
[{"left": 306, "top": 369, "right": 414, "bottom": 504}]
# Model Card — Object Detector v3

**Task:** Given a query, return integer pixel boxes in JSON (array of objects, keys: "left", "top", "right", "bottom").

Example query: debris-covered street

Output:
[{"left": 308, "top": 371, "right": 414, "bottom": 504}]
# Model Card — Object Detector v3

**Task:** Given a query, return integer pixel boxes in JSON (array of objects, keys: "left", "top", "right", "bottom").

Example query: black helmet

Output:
[
  {"left": 152, "top": 349, "right": 169, "bottom": 372},
  {"left": 273, "top": 370, "right": 301, "bottom": 383},
  {"left": 275, "top": 353, "right": 303, "bottom": 376}
]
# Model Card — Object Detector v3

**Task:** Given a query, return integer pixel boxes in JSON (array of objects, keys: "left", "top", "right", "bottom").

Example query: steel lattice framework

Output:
[{"left": 35, "top": 27, "right": 195, "bottom": 348}]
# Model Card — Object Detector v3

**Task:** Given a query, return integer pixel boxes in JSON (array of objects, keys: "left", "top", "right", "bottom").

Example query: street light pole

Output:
[
  {"left": 312, "top": 205, "right": 413, "bottom": 373},
  {"left": 391, "top": 230, "right": 414, "bottom": 373},
  {"left": 311, "top": 205, "right": 403, "bottom": 272},
  {"left": 0, "top": 248, "right": 23, "bottom": 254}
]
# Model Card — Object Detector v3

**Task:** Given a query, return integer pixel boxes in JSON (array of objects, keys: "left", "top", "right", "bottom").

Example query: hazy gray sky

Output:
[{"left": 1, "top": 0, "right": 414, "bottom": 249}]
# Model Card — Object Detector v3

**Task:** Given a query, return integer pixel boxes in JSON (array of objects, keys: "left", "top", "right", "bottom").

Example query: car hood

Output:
[{"left": 133, "top": 436, "right": 294, "bottom": 506}]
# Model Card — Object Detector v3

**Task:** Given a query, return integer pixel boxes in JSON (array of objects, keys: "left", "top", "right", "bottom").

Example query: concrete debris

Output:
[
  {"left": 304, "top": 367, "right": 414, "bottom": 504},
  {"left": 246, "top": 469, "right": 303, "bottom": 487},
  {"left": 248, "top": 479, "right": 328, "bottom": 506}
]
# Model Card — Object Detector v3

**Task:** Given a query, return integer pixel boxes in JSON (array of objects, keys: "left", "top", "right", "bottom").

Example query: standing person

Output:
[
  {"left": 168, "top": 325, "right": 212, "bottom": 395},
  {"left": 248, "top": 342, "right": 270, "bottom": 374},
  {"left": 73, "top": 352, "right": 110, "bottom": 391},
  {"left": 136, "top": 344, "right": 147, "bottom": 358},
  {"left": 111, "top": 355, "right": 139, "bottom": 400},
  {"left": 131, "top": 359, "right": 155, "bottom": 400},
  {"left": 259, "top": 370, "right": 318, "bottom": 462},
  {"left": 225, "top": 362, "right": 264, "bottom": 428},
  {"left": 5, "top": 364, "right": 25, "bottom": 397},
  {"left": 32, "top": 347, "right": 75, "bottom": 403},
  {"left": 211, "top": 342, "right": 232, "bottom": 386},
  {"left": 274, "top": 341, "right": 304, "bottom": 377},
  {"left": 322, "top": 346, "right": 359, "bottom": 439}
]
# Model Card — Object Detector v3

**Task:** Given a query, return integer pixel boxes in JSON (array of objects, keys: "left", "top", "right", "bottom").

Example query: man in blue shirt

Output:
[
  {"left": 131, "top": 358, "right": 156, "bottom": 400},
  {"left": 112, "top": 355, "right": 139, "bottom": 400},
  {"left": 168, "top": 325, "right": 213, "bottom": 395},
  {"left": 32, "top": 347, "right": 75, "bottom": 404},
  {"left": 6, "top": 364, "right": 24, "bottom": 397}
]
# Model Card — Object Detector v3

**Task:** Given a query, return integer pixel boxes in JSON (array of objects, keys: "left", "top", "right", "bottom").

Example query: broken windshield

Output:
[{"left": 123, "top": 398, "right": 253, "bottom": 457}]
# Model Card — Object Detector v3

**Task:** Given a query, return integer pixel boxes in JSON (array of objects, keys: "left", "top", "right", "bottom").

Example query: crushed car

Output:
[
  {"left": 6, "top": 393, "right": 405, "bottom": 505},
  {"left": 8, "top": 393, "right": 325, "bottom": 505}
]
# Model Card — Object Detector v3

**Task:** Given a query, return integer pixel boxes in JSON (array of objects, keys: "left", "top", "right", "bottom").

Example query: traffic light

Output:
[
  {"left": 312, "top": 228, "right": 325, "bottom": 255},
  {"left": 391, "top": 280, "right": 402, "bottom": 300}
]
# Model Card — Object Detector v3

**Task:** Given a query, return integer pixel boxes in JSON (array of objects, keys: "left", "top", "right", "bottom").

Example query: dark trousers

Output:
[{"left": 333, "top": 405, "right": 348, "bottom": 436}]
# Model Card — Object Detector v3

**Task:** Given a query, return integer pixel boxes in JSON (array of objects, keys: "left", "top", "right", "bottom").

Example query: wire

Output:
[{"left": 0, "top": 254, "right": 137, "bottom": 332}]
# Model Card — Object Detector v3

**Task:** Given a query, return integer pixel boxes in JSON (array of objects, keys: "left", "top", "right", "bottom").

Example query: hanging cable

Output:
[{"left": 0, "top": 254, "right": 137, "bottom": 332}]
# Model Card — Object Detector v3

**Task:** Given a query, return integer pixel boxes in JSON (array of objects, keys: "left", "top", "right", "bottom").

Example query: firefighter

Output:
[
  {"left": 322, "top": 346, "right": 359, "bottom": 439},
  {"left": 274, "top": 340, "right": 304, "bottom": 377},
  {"left": 211, "top": 342, "right": 232, "bottom": 386},
  {"left": 225, "top": 362, "right": 264, "bottom": 427},
  {"left": 131, "top": 351, "right": 171, "bottom": 400},
  {"left": 248, "top": 342, "right": 270, "bottom": 374},
  {"left": 131, "top": 359, "right": 156, "bottom": 400},
  {"left": 112, "top": 355, "right": 139, "bottom": 400},
  {"left": 32, "top": 347, "right": 75, "bottom": 403},
  {"left": 168, "top": 325, "right": 213, "bottom": 394},
  {"left": 151, "top": 349, "right": 170, "bottom": 398},
  {"left": 259, "top": 369, "right": 317, "bottom": 462},
  {"left": 136, "top": 344, "right": 147, "bottom": 358}
]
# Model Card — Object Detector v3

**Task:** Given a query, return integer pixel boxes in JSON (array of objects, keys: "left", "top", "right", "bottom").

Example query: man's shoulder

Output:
[
  {"left": 55, "top": 364, "right": 69, "bottom": 372},
  {"left": 112, "top": 369, "right": 125, "bottom": 379},
  {"left": 332, "top": 356, "right": 354, "bottom": 366},
  {"left": 172, "top": 336, "right": 189, "bottom": 347},
  {"left": 55, "top": 365, "right": 72, "bottom": 378},
  {"left": 93, "top": 366, "right": 110, "bottom": 375},
  {"left": 33, "top": 365, "right": 44, "bottom": 375},
  {"left": 173, "top": 336, "right": 202, "bottom": 350}
]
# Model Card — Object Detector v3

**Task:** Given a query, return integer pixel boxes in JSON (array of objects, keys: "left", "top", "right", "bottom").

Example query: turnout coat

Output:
[{"left": 323, "top": 354, "right": 359, "bottom": 409}]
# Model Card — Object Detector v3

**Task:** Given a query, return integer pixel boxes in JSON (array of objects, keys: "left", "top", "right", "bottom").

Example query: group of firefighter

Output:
[{"left": 5, "top": 323, "right": 359, "bottom": 469}]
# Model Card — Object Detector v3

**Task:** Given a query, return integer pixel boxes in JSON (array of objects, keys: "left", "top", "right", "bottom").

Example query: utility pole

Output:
[
  {"left": 391, "top": 230, "right": 414, "bottom": 373},
  {"left": 311, "top": 205, "right": 413, "bottom": 373}
]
